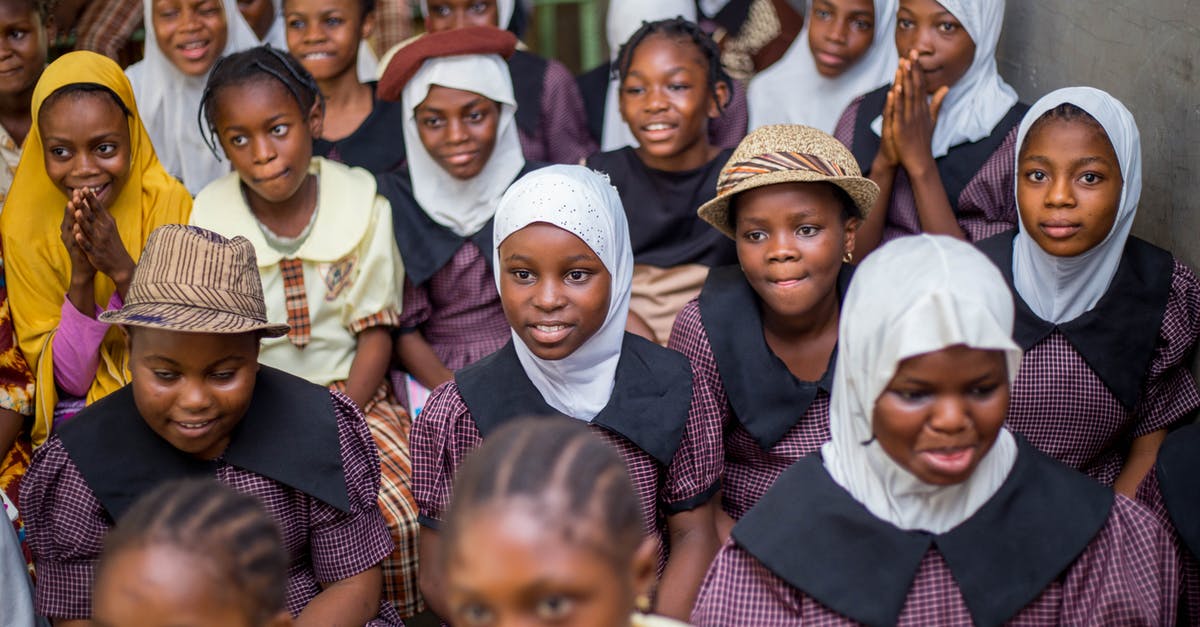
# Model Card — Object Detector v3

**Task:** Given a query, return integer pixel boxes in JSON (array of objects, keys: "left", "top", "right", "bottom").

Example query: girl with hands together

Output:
[{"left": 64, "top": 188, "right": 138, "bottom": 315}]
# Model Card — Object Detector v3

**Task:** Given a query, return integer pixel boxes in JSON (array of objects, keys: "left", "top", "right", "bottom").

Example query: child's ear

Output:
[
  {"left": 708, "top": 80, "right": 731, "bottom": 119},
  {"left": 360, "top": 9, "right": 377, "bottom": 41},
  {"left": 308, "top": 100, "right": 324, "bottom": 141},
  {"left": 843, "top": 215, "right": 861, "bottom": 261},
  {"left": 41, "top": 14, "right": 57, "bottom": 46},
  {"left": 630, "top": 534, "right": 659, "bottom": 605}
]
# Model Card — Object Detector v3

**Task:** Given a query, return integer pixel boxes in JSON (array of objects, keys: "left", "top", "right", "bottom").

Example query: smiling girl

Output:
[
  {"left": 126, "top": 0, "right": 259, "bottom": 194},
  {"left": 412, "top": 165, "right": 721, "bottom": 621},
  {"left": 692, "top": 234, "right": 1178, "bottom": 625},
  {"left": 834, "top": 0, "right": 1026, "bottom": 256}
]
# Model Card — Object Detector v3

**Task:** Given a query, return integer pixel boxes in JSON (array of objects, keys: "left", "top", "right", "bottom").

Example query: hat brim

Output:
[
  {"left": 698, "top": 170, "right": 880, "bottom": 240},
  {"left": 99, "top": 303, "right": 290, "bottom": 338}
]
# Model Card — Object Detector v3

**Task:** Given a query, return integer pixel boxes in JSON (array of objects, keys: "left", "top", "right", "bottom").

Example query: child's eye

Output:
[
  {"left": 420, "top": 116, "right": 444, "bottom": 129},
  {"left": 286, "top": 18, "right": 305, "bottom": 29},
  {"left": 968, "top": 384, "right": 1000, "bottom": 399},
  {"left": 47, "top": 146, "right": 69, "bottom": 159},
  {"left": 813, "top": 8, "right": 831, "bottom": 20},
  {"left": 742, "top": 230, "right": 767, "bottom": 242},
  {"left": 566, "top": 269, "right": 592, "bottom": 282},
  {"left": 466, "top": 109, "right": 487, "bottom": 123},
  {"left": 430, "top": 5, "right": 451, "bottom": 17},
  {"left": 324, "top": 16, "right": 344, "bottom": 26},
  {"left": 9, "top": 29, "right": 27, "bottom": 41},
  {"left": 511, "top": 269, "right": 533, "bottom": 281},
  {"left": 228, "top": 134, "right": 248, "bottom": 147},
  {"left": 668, "top": 82, "right": 691, "bottom": 91},
  {"left": 153, "top": 370, "right": 180, "bottom": 382},
  {"left": 96, "top": 143, "right": 119, "bottom": 156},
  {"left": 271, "top": 124, "right": 289, "bottom": 136},
  {"left": 797, "top": 225, "right": 820, "bottom": 237},
  {"left": 1024, "top": 169, "right": 1046, "bottom": 183},
  {"left": 210, "top": 370, "right": 237, "bottom": 381},
  {"left": 852, "top": 18, "right": 873, "bottom": 31},
  {"left": 622, "top": 85, "right": 645, "bottom": 96},
  {"left": 1079, "top": 172, "right": 1103, "bottom": 184},
  {"left": 469, "top": 1, "right": 491, "bottom": 14},
  {"left": 891, "top": 388, "right": 929, "bottom": 403},
  {"left": 456, "top": 603, "right": 493, "bottom": 626},
  {"left": 937, "top": 21, "right": 960, "bottom": 34},
  {"left": 157, "top": 9, "right": 181, "bottom": 20},
  {"left": 534, "top": 595, "right": 573, "bottom": 619},
  {"left": 896, "top": 18, "right": 913, "bottom": 29}
]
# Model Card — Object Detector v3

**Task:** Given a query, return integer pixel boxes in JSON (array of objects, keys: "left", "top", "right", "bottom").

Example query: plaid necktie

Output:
[{"left": 279, "top": 259, "right": 311, "bottom": 347}]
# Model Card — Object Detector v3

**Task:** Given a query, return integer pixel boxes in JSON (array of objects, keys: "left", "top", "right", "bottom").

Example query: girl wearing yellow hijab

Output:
[{"left": 1, "top": 51, "right": 192, "bottom": 447}]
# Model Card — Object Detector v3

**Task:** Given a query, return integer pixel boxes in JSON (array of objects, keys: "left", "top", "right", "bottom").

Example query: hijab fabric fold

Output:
[
  {"left": 127, "top": 0, "right": 259, "bottom": 194},
  {"left": 600, "top": 0, "right": 697, "bottom": 151},
  {"left": 1, "top": 52, "right": 193, "bottom": 446},
  {"left": 492, "top": 165, "right": 633, "bottom": 421},
  {"left": 1011, "top": 87, "right": 1140, "bottom": 324},
  {"left": 871, "top": 0, "right": 1017, "bottom": 158},
  {"left": 821, "top": 235, "right": 1022, "bottom": 533},
  {"left": 748, "top": 0, "right": 898, "bottom": 133},
  {"left": 401, "top": 51, "right": 524, "bottom": 237}
]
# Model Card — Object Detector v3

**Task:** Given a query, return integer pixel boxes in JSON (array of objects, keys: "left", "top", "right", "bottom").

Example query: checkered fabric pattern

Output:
[
  {"left": 1006, "top": 260, "right": 1200, "bottom": 488},
  {"left": 691, "top": 496, "right": 1178, "bottom": 625},
  {"left": 515, "top": 59, "right": 597, "bottom": 165},
  {"left": 280, "top": 258, "right": 312, "bottom": 347},
  {"left": 397, "top": 242, "right": 510, "bottom": 370},
  {"left": 669, "top": 300, "right": 831, "bottom": 520},
  {"left": 1138, "top": 469, "right": 1197, "bottom": 622},
  {"left": 712, "top": 79, "right": 750, "bottom": 150},
  {"left": 20, "top": 390, "right": 401, "bottom": 624},
  {"left": 832, "top": 96, "right": 1019, "bottom": 243},
  {"left": 75, "top": 0, "right": 143, "bottom": 61},
  {"left": 411, "top": 379, "right": 723, "bottom": 569}
]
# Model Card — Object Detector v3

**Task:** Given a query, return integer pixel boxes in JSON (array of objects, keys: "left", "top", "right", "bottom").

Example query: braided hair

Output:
[
  {"left": 198, "top": 45, "right": 324, "bottom": 158},
  {"left": 97, "top": 479, "right": 289, "bottom": 623},
  {"left": 614, "top": 16, "right": 731, "bottom": 114},
  {"left": 442, "top": 416, "right": 644, "bottom": 569}
]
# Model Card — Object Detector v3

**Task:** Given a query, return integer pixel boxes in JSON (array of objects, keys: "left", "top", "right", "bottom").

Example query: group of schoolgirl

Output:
[{"left": 0, "top": 1, "right": 1196, "bottom": 627}]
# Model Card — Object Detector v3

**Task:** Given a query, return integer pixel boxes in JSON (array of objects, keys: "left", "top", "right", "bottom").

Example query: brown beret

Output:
[{"left": 378, "top": 26, "right": 518, "bottom": 102}]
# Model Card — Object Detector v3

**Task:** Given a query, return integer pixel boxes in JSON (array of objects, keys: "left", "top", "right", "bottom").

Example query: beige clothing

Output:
[
  {"left": 630, "top": 263, "right": 711, "bottom": 345},
  {"left": 632, "top": 613, "right": 692, "bottom": 627},
  {"left": 0, "top": 125, "right": 20, "bottom": 209}
]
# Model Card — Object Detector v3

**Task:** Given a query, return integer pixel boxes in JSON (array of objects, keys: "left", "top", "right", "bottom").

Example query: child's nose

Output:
[
  {"left": 828, "top": 20, "right": 849, "bottom": 44},
  {"left": 251, "top": 136, "right": 276, "bottom": 163},
  {"left": 445, "top": 119, "right": 470, "bottom": 144},
  {"left": 1047, "top": 177, "right": 1076, "bottom": 207},
  {"left": 928, "top": 397, "right": 970, "bottom": 433},
  {"left": 532, "top": 281, "right": 566, "bottom": 311},
  {"left": 766, "top": 239, "right": 800, "bottom": 263},
  {"left": 177, "top": 381, "right": 214, "bottom": 412}
]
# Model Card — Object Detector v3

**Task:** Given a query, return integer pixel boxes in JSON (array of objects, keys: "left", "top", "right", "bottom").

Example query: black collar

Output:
[
  {"left": 977, "top": 230, "right": 1173, "bottom": 409},
  {"left": 733, "top": 436, "right": 1113, "bottom": 627},
  {"left": 57, "top": 366, "right": 350, "bottom": 520},
  {"left": 851, "top": 85, "right": 1027, "bottom": 210},
  {"left": 698, "top": 264, "right": 852, "bottom": 450},
  {"left": 1156, "top": 424, "right": 1200, "bottom": 560},
  {"left": 375, "top": 162, "right": 545, "bottom": 286},
  {"left": 507, "top": 50, "right": 547, "bottom": 138},
  {"left": 455, "top": 334, "right": 693, "bottom": 465}
]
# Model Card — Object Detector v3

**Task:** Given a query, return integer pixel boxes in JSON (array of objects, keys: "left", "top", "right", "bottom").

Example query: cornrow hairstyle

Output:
[
  {"left": 39, "top": 83, "right": 132, "bottom": 121},
  {"left": 198, "top": 45, "right": 325, "bottom": 159},
  {"left": 614, "top": 17, "right": 731, "bottom": 115},
  {"left": 1023, "top": 102, "right": 1107, "bottom": 154},
  {"left": 442, "top": 416, "right": 644, "bottom": 569},
  {"left": 97, "top": 479, "right": 289, "bottom": 624}
]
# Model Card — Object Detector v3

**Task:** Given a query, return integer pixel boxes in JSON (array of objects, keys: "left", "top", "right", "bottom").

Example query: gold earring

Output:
[
  {"left": 843, "top": 251, "right": 853, "bottom": 263},
  {"left": 635, "top": 593, "right": 653, "bottom": 613}
]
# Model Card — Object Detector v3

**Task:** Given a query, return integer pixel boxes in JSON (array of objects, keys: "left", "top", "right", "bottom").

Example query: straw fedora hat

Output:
[
  {"left": 100, "top": 225, "right": 289, "bottom": 337},
  {"left": 697, "top": 124, "right": 880, "bottom": 239}
]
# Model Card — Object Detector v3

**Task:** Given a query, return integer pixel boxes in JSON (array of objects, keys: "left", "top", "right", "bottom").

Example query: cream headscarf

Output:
[
  {"left": 749, "top": 0, "right": 898, "bottom": 133},
  {"left": 871, "top": 0, "right": 1018, "bottom": 158},
  {"left": 600, "top": 0, "right": 698, "bottom": 151},
  {"left": 401, "top": 52, "right": 524, "bottom": 237},
  {"left": 1011, "top": 87, "right": 1140, "bottom": 324},
  {"left": 127, "top": 0, "right": 260, "bottom": 195},
  {"left": 821, "top": 234, "right": 1022, "bottom": 533},
  {"left": 492, "top": 165, "right": 633, "bottom": 421}
]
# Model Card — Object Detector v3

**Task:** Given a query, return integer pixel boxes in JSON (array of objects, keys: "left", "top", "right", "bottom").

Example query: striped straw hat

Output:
[
  {"left": 697, "top": 124, "right": 880, "bottom": 239},
  {"left": 99, "top": 225, "right": 289, "bottom": 337}
]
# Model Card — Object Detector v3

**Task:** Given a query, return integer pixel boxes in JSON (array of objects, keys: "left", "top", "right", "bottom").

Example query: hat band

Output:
[
  {"left": 125, "top": 282, "right": 269, "bottom": 323},
  {"left": 717, "top": 151, "right": 848, "bottom": 196}
]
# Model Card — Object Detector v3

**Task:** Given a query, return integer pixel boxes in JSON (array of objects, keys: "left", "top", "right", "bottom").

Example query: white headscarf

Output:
[
  {"left": 871, "top": 0, "right": 1017, "bottom": 158},
  {"left": 401, "top": 53, "right": 525, "bottom": 237},
  {"left": 267, "top": 0, "right": 379, "bottom": 83},
  {"left": 493, "top": 165, "right": 633, "bottom": 421},
  {"left": 822, "top": 234, "right": 1022, "bottom": 534},
  {"left": 600, "top": 0, "right": 698, "bottom": 151},
  {"left": 418, "top": 0, "right": 516, "bottom": 30},
  {"left": 749, "top": 0, "right": 898, "bottom": 133},
  {"left": 1011, "top": 87, "right": 1140, "bottom": 324},
  {"left": 127, "top": 0, "right": 260, "bottom": 195}
]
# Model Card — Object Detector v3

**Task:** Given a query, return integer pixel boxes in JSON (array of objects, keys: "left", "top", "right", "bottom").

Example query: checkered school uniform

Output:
[
  {"left": 20, "top": 379, "right": 401, "bottom": 624},
  {"left": 1151, "top": 423, "right": 1200, "bottom": 623},
  {"left": 411, "top": 337, "right": 723, "bottom": 568},
  {"left": 834, "top": 88, "right": 1025, "bottom": 243},
  {"left": 692, "top": 443, "right": 1179, "bottom": 626},
  {"left": 510, "top": 51, "right": 598, "bottom": 165}
]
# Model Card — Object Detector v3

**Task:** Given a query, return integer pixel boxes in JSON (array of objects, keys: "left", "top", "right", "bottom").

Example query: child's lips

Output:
[
  {"left": 814, "top": 50, "right": 847, "bottom": 69},
  {"left": 177, "top": 39, "right": 212, "bottom": 61},
  {"left": 639, "top": 121, "right": 678, "bottom": 142},
  {"left": 444, "top": 151, "right": 479, "bottom": 166},
  {"left": 528, "top": 321, "right": 573, "bottom": 344},
  {"left": 1039, "top": 221, "right": 1082, "bottom": 239},
  {"left": 920, "top": 446, "right": 975, "bottom": 476}
]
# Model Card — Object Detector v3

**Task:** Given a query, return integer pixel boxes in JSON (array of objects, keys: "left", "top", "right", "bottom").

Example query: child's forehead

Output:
[{"left": 0, "top": 0, "right": 40, "bottom": 19}]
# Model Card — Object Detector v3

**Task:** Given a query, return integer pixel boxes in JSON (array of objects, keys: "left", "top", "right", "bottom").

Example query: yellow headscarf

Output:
[{"left": 0, "top": 51, "right": 192, "bottom": 446}]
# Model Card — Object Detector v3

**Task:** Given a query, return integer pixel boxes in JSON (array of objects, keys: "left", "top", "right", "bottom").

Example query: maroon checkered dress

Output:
[
  {"left": 398, "top": 242, "right": 510, "bottom": 371},
  {"left": 515, "top": 57, "right": 597, "bottom": 165},
  {"left": 20, "top": 390, "right": 401, "bottom": 624},
  {"left": 1006, "top": 260, "right": 1200, "bottom": 488},
  {"left": 693, "top": 486, "right": 1178, "bottom": 625},
  {"left": 411, "top": 377, "right": 722, "bottom": 568},
  {"left": 833, "top": 93, "right": 1020, "bottom": 243},
  {"left": 669, "top": 299, "right": 831, "bottom": 520}
]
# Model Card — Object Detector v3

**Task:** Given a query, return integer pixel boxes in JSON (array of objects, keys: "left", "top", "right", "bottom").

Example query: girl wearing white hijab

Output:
[
  {"left": 411, "top": 165, "right": 721, "bottom": 621},
  {"left": 748, "top": 0, "right": 899, "bottom": 133},
  {"left": 834, "top": 0, "right": 1027, "bottom": 255},
  {"left": 693, "top": 234, "right": 1179, "bottom": 626},
  {"left": 977, "top": 87, "right": 1200, "bottom": 502},
  {"left": 127, "top": 0, "right": 261, "bottom": 195}
]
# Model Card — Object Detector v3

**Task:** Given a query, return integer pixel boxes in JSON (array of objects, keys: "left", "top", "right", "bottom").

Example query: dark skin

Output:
[
  {"left": 284, "top": 0, "right": 376, "bottom": 142},
  {"left": 0, "top": 0, "right": 53, "bottom": 146}
]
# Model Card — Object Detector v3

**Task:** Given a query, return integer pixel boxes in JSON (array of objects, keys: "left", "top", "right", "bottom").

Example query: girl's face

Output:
[
  {"left": 619, "top": 33, "right": 727, "bottom": 172},
  {"left": 498, "top": 222, "right": 612, "bottom": 361},
  {"left": 128, "top": 328, "right": 260, "bottom": 461},
  {"left": 808, "top": 0, "right": 877, "bottom": 78},
  {"left": 415, "top": 84, "right": 500, "bottom": 180},
  {"left": 872, "top": 345, "right": 1008, "bottom": 485},
  {"left": 214, "top": 79, "right": 321, "bottom": 206},
  {"left": 39, "top": 92, "right": 132, "bottom": 208},
  {"left": 895, "top": 0, "right": 975, "bottom": 95},
  {"left": 93, "top": 544, "right": 291, "bottom": 627},
  {"left": 238, "top": 0, "right": 276, "bottom": 40},
  {"left": 424, "top": 0, "right": 498, "bottom": 32},
  {"left": 444, "top": 503, "right": 656, "bottom": 627},
  {"left": 151, "top": 0, "right": 229, "bottom": 77},
  {"left": 734, "top": 182, "right": 856, "bottom": 321},
  {"left": 1017, "top": 117, "right": 1122, "bottom": 258},
  {"left": 0, "top": 0, "right": 51, "bottom": 98},
  {"left": 285, "top": 0, "right": 373, "bottom": 82}
]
